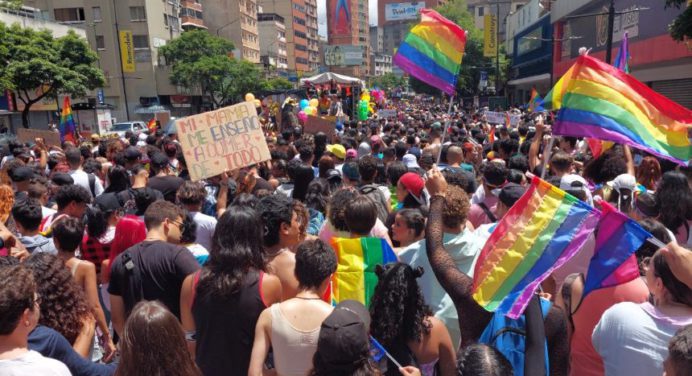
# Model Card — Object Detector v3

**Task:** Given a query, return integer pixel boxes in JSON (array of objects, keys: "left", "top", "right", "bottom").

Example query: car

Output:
[{"left": 106, "top": 121, "right": 147, "bottom": 138}]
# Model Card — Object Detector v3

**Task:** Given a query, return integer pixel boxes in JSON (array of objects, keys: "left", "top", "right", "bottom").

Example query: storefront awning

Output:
[{"left": 507, "top": 73, "right": 551, "bottom": 86}]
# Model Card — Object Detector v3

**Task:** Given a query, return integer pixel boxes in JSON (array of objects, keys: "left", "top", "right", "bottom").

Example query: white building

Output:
[
  {"left": 258, "top": 13, "right": 288, "bottom": 71},
  {"left": 371, "top": 53, "right": 392, "bottom": 77}
]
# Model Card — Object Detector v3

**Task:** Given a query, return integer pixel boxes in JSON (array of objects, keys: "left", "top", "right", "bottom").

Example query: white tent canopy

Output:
[{"left": 299, "top": 72, "right": 365, "bottom": 88}]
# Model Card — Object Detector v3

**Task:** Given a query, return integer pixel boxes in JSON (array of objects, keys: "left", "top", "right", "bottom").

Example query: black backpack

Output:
[{"left": 359, "top": 184, "right": 390, "bottom": 223}]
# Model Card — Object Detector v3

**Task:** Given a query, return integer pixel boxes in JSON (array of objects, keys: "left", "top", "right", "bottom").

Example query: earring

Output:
[{"left": 25, "top": 321, "right": 30, "bottom": 326}]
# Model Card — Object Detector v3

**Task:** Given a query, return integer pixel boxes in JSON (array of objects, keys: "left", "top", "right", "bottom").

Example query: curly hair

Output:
[
  {"left": 636, "top": 156, "right": 661, "bottom": 191},
  {"left": 328, "top": 188, "right": 358, "bottom": 232},
  {"left": 443, "top": 185, "right": 470, "bottom": 229},
  {"left": 583, "top": 146, "right": 627, "bottom": 184},
  {"left": 457, "top": 344, "right": 513, "bottom": 376},
  {"left": 0, "top": 184, "right": 15, "bottom": 223},
  {"left": 305, "top": 179, "right": 330, "bottom": 214},
  {"left": 369, "top": 263, "right": 432, "bottom": 347},
  {"left": 23, "top": 253, "right": 92, "bottom": 344}
]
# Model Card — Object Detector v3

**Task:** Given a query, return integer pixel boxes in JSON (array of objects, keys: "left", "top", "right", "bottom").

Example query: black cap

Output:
[
  {"left": 94, "top": 192, "right": 123, "bottom": 212},
  {"left": 326, "top": 168, "right": 342, "bottom": 182},
  {"left": 124, "top": 146, "right": 141, "bottom": 160},
  {"left": 51, "top": 173, "right": 74, "bottom": 186},
  {"left": 150, "top": 152, "right": 169, "bottom": 169},
  {"left": 9, "top": 166, "right": 34, "bottom": 182},
  {"left": 313, "top": 300, "right": 371, "bottom": 373},
  {"left": 499, "top": 183, "right": 526, "bottom": 208}
]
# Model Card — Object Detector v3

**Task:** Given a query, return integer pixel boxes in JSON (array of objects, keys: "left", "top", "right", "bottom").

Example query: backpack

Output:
[
  {"left": 359, "top": 184, "right": 390, "bottom": 223},
  {"left": 88, "top": 173, "right": 96, "bottom": 197},
  {"left": 479, "top": 295, "right": 551, "bottom": 376}
]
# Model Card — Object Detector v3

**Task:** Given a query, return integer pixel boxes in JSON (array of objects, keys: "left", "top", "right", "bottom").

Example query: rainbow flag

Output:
[
  {"left": 59, "top": 96, "right": 77, "bottom": 144},
  {"left": 583, "top": 201, "right": 651, "bottom": 296},
  {"left": 328, "top": 237, "right": 397, "bottom": 307},
  {"left": 147, "top": 118, "right": 157, "bottom": 133},
  {"left": 552, "top": 55, "right": 692, "bottom": 165},
  {"left": 613, "top": 31, "right": 630, "bottom": 73},
  {"left": 527, "top": 88, "right": 544, "bottom": 113},
  {"left": 393, "top": 9, "right": 467, "bottom": 95},
  {"left": 488, "top": 126, "right": 495, "bottom": 143},
  {"left": 472, "top": 176, "right": 600, "bottom": 319}
]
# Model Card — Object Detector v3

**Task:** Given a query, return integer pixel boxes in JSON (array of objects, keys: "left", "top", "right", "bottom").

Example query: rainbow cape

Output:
[
  {"left": 472, "top": 176, "right": 600, "bottom": 319},
  {"left": 583, "top": 201, "right": 651, "bottom": 296},
  {"left": 527, "top": 88, "right": 544, "bottom": 113},
  {"left": 59, "top": 96, "right": 77, "bottom": 144},
  {"left": 393, "top": 9, "right": 466, "bottom": 95},
  {"left": 328, "top": 237, "right": 397, "bottom": 307},
  {"left": 551, "top": 55, "right": 692, "bottom": 165}
]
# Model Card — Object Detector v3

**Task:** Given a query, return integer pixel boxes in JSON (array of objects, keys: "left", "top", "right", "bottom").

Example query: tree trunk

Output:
[{"left": 21, "top": 106, "right": 31, "bottom": 128}]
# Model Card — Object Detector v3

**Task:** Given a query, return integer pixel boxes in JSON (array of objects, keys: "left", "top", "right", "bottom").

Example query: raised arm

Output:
[
  {"left": 425, "top": 166, "right": 491, "bottom": 346},
  {"left": 528, "top": 117, "right": 545, "bottom": 172}
]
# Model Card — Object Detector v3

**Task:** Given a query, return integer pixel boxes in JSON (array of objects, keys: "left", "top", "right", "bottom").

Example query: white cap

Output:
[
  {"left": 402, "top": 154, "right": 420, "bottom": 169},
  {"left": 607, "top": 173, "right": 637, "bottom": 192},
  {"left": 560, "top": 174, "right": 593, "bottom": 206}
]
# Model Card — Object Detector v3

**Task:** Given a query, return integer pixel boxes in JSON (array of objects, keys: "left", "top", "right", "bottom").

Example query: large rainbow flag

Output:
[
  {"left": 551, "top": 55, "right": 692, "bottom": 164},
  {"left": 583, "top": 201, "right": 651, "bottom": 296},
  {"left": 472, "top": 176, "right": 600, "bottom": 319},
  {"left": 393, "top": 9, "right": 466, "bottom": 95},
  {"left": 328, "top": 237, "right": 397, "bottom": 307},
  {"left": 59, "top": 96, "right": 77, "bottom": 144}
]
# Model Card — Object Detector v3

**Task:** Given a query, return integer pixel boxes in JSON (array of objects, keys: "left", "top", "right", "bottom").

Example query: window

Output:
[
  {"left": 92, "top": 6, "right": 101, "bottom": 22},
  {"left": 129, "top": 6, "right": 146, "bottom": 21},
  {"left": 54, "top": 8, "right": 85, "bottom": 22},
  {"left": 163, "top": 13, "right": 168, "bottom": 26},
  {"left": 95, "top": 35, "right": 105, "bottom": 50},
  {"left": 168, "top": 15, "right": 179, "bottom": 31},
  {"left": 478, "top": 7, "right": 484, "bottom": 17},
  {"left": 132, "top": 35, "right": 149, "bottom": 49}
]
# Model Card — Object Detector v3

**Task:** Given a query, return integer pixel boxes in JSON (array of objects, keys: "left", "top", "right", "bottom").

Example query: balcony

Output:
[{"left": 180, "top": 0, "right": 202, "bottom": 12}]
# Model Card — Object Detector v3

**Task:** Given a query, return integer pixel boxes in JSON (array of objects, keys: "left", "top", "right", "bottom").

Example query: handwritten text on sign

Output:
[{"left": 176, "top": 102, "right": 270, "bottom": 181}]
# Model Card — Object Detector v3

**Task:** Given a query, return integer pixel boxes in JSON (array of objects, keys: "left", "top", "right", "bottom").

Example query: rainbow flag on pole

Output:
[
  {"left": 59, "top": 96, "right": 77, "bottom": 144},
  {"left": 527, "top": 88, "right": 544, "bottom": 113},
  {"left": 393, "top": 9, "right": 467, "bottom": 95},
  {"left": 328, "top": 237, "right": 397, "bottom": 307},
  {"left": 551, "top": 55, "right": 692, "bottom": 165},
  {"left": 613, "top": 31, "right": 630, "bottom": 73},
  {"left": 583, "top": 201, "right": 651, "bottom": 296},
  {"left": 472, "top": 176, "right": 600, "bottom": 319}
]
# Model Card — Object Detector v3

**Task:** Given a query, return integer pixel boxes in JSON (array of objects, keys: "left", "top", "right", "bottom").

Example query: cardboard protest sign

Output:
[
  {"left": 16, "top": 128, "right": 61, "bottom": 146},
  {"left": 304, "top": 116, "right": 335, "bottom": 137},
  {"left": 177, "top": 102, "right": 271, "bottom": 181},
  {"left": 484, "top": 111, "right": 521, "bottom": 127}
]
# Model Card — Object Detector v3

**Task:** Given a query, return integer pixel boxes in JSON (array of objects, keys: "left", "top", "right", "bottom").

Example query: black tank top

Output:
[{"left": 192, "top": 269, "right": 266, "bottom": 376}]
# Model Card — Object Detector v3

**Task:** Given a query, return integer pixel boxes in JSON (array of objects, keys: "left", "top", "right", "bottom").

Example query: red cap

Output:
[{"left": 399, "top": 172, "right": 425, "bottom": 198}]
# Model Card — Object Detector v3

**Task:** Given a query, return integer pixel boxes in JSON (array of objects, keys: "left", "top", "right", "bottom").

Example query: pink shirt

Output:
[
  {"left": 468, "top": 196, "right": 499, "bottom": 229},
  {"left": 318, "top": 218, "right": 392, "bottom": 245}
]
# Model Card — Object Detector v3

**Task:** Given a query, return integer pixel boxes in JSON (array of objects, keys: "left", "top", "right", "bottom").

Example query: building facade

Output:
[
  {"left": 180, "top": 0, "right": 205, "bottom": 30},
  {"left": 508, "top": 14, "right": 552, "bottom": 104},
  {"left": 259, "top": 0, "right": 310, "bottom": 74},
  {"left": 326, "top": 0, "right": 370, "bottom": 77},
  {"left": 467, "top": 0, "right": 526, "bottom": 43},
  {"left": 377, "top": 0, "right": 445, "bottom": 57},
  {"left": 23, "top": 0, "right": 193, "bottom": 123},
  {"left": 551, "top": 0, "right": 692, "bottom": 108},
  {"left": 204, "top": 0, "right": 260, "bottom": 63},
  {"left": 258, "top": 13, "right": 288, "bottom": 72},
  {"left": 370, "top": 25, "right": 383, "bottom": 53},
  {"left": 371, "top": 53, "right": 393, "bottom": 76},
  {"left": 305, "top": 0, "right": 320, "bottom": 72}
]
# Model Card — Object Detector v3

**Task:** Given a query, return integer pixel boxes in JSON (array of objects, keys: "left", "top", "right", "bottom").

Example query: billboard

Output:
[
  {"left": 483, "top": 14, "right": 497, "bottom": 57},
  {"left": 119, "top": 30, "right": 135, "bottom": 72},
  {"left": 328, "top": 0, "right": 352, "bottom": 36},
  {"left": 324, "top": 45, "right": 364, "bottom": 66},
  {"left": 385, "top": 2, "right": 425, "bottom": 22}
]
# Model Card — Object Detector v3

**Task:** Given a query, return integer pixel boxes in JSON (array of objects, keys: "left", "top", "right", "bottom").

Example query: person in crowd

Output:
[
  {"left": 468, "top": 162, "right": 507, "bottom": 228},
  {"left": 656, "top": 171, "right": 692, "bottom": 246},
  {"left": 592, "top": 249, "right": 692, "bottom": 375},
  {"left": 664, "top": 324, "right": 692, "bottom": 376},
  {"left": 606, "top": 173, "right": 637, "bottom": 215},
  {"left": 53, "top": 217, "right": 114, "bottom": 359},
  {"left": 636, "top": 156, "right": 662, "bottom": 192},
  {"left": 424, "top": 166, "right": 569, "bottom": 375},
  {"left": 180, "top": 206, "right": 281, "bottom": 376},
  {"left": 0, "top": 264, "right": 71, "bottom": 375},
  {"left": 9, "top": 166, "right": 34, "bottom": 202},
  {"left": 82, "top": 192, "right": 122, "bottom": 277},
  {"left": 319, "top": 188, "right": 393, "bottom": 246},
  {"left": 26, "top": 181, "right": 57, "bottom": 218},
  {"left": 304, "top": 179, "right": 329, "bottom": 235},
  {"left": 176, "top": 181, "right": 217, "bottom": 252},
  {"left": 108, "top": 200, "right": 200, "bottom": 336},
  {"left": 258, "top": 194, "right": 302, "bottom": 299},
  {"left": 397, "top": 172, "right": 428, "bottom": 210},
  {"left": 369, "top": 263, "right": 456, "bottom": 376},
  {"left": 180, "top": 212, "right": 209, "bottom": 265},
  {"left": 65, "top": 147, "right": 104, "bottom": 198},
  {"left": 103, "top": 165, "right": 130, "bottom": 194},
  {"left": 387, "top": 161, "right": 408, "bottom": 210},
  {"left": 249, "top": 239, "right": 337, "bottom": 376},
  {"left": 12, "top": 199, "right": 57, "bottom": 255},
  {"left": 358, "top": 155, "right": 391, "bottom": 222},
  {"left": 101, "top": 214, "right": 147, "bottom": 287},
  {"left": 115, "top": 301, "right": 201, "bottom": 376},
  {"left": 456, "top": 344, "right": 513, "bottom": 376},
  {"left": 326, "top": 144, "right": 346, "bottom": 173},
  {"left": 390, "top": 209, "right": 426, "bottom": 249},
  {"left": 23, "top": 253, "right": 95, "bottom": 358},
  {"left": 147, "top": 152, "right": 184, "bottom": 203},
  {"left": 292, "top": 162, "right": 316, "bottom": 202},
  {"left": 39, "top": 184, "right": 92, "bottom": 234}
]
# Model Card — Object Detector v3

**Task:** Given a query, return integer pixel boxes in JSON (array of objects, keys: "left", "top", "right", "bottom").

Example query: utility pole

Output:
[
  {"left": 496, "top": 1, "right": 500, "bottom": 95},
  {"left": 112, "top": 0, "right": 130, "bottom": 121},
  {"left": 604, "top": 0, "right": 616, "bottom": 64}
]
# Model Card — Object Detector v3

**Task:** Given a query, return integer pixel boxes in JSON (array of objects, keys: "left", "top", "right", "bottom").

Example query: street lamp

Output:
[{"left": 216, "top": 18, "right": 240, "bottom": 36}]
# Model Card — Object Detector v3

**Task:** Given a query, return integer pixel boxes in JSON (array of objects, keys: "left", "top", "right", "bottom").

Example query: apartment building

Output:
[
  {"left": 204, "top": 0, "right": 260, "bottom": 63},
  {"left": 258, "top": 13, "right": 288, "bottom": 71},
  {"left": 326, "top": 0, "right": 370, "bottom": 78},
  {"left": 259, "top": 0, "right": 310, "bottom": 74},
  {"left": 305, "top": 0, "right": 320, "bottom": 72}
]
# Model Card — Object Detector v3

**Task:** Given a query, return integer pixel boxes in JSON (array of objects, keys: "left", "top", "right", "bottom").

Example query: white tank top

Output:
[{"left": 269, "top": 303, "right": 321, "bottom": 376}]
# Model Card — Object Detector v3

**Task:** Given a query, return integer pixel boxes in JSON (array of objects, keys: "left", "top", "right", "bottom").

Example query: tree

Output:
[
  {"left": 0, "top": 0, "right": 24, "bottom": 10},
  {"left": 2, "top": 23, "right": 105, "bottom": 127},
  {"left": 263, "top": 77, "right": 294, "bottom": 91},
  {"left": 160, "top": 30, "right": 266, "bottom": 108},
  {"left": 370, "top": 73, "right": 406, "bottom": 92},
  {"left": 666, "top": 0, "right": 692, "bottom": 42}
]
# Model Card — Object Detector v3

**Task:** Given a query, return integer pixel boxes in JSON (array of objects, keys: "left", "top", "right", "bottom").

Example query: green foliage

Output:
[
  {"left": 370, "top": 73, "right": 406, "bottom": 91},
  {"left": 0, "top": 0, "right": 23, "bottom": 10},
  {"left": 1, "top": 23, "right": 105, "bottom": 127},
  {"left": 263, "top": 77, "right": 294, "bottom": 91},
  {"left": 665, "top": 0, "right": 692, "bottom": 42}
]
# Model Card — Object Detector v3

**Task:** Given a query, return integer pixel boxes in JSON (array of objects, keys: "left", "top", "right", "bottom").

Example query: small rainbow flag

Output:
[
  {"left": 583, "top": 201, "right": 651, "bottom": 296},
  {"left": 472, "top": 176, "right": 600, "bottom": 319},
  {"left": 59, "top": 96, "right": 77, "bottom": 144},
  {"left": 393, "top": 9, "right": 466, "bottom": 95},
  {"left": 488, "top": 126, "right": 495, "bottom": 143},
  {"left": 527, "top": 88, "right": 544, "bottom": 113},
  {"left": 552, "top": 55, "right": 692, "bottom": 165},
  {"left": 613, "top": 31, "right": 630, "bottom": 74},
  {"left": 328, "top": 237, "right": 397, "bottom": 307},
  {"left": 147, "top": 118, "right": 157, "bottom": 133}
]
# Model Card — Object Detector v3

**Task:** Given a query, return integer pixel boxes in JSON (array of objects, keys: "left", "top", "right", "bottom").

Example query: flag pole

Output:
[{"left": 437, "top": 95, "right": 455, "bottom": 164}]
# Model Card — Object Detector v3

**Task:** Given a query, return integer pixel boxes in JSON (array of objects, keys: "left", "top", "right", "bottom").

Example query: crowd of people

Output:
[{"left": 0, "top": 97, "right": 691, "bottom": 376}]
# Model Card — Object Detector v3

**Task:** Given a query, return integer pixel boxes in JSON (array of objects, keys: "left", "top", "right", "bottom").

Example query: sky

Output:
[{"left": 317, "top": 0, "right": 379, "bottom": 38}]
